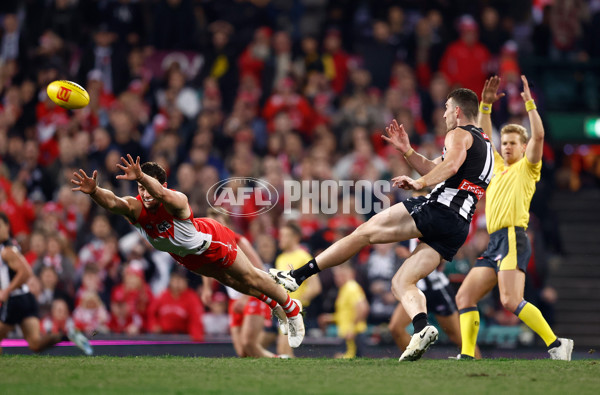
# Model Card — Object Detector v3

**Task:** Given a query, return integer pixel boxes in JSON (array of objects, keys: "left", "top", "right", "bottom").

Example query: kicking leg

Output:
[
  {"left": 455, "top": 266, "right": 497, "bottom": 358},
  {"left": 273, "top": 203, "right": 422, "bottom": 291}
]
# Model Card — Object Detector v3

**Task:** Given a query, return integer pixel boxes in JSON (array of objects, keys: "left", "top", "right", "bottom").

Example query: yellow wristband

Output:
[
  {"left": 479, "top": 102, "right": 492, "bottom": 114},
  {"left": 525, "top": 99, "right": 537, "bottom": 112},
  {"left": 403, "top": 148, "right": 414, "bottom": 159}
]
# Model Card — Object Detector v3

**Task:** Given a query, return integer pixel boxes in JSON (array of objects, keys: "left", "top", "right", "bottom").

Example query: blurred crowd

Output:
[{"left": 0, "top": 0, "right": 597, "bottom": 344}]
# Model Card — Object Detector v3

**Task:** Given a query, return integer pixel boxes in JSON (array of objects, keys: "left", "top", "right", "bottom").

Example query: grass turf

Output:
[{"left": 1, "top": 356, "right": 598, "bottom": 395}]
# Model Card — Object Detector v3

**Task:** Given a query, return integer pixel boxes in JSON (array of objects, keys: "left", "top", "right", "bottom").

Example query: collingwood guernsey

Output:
[{"left": 427, "top": 125, "right": 494, "bottom": 221}]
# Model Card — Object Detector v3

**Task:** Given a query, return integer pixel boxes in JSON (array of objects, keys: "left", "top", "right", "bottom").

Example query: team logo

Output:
[
  {"left": 207, "top": 177, "right": 279, "bottom": 218},
  {"left": 157, "top": 221, "right": 172, "bottom": 233},
  {"left": 56, "top": 86, "right": 72, "bottom": 102}
]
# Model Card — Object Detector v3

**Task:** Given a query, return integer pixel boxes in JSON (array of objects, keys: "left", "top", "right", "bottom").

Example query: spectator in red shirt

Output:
[
  {"left": 41, "top": 299, "right": 74, "bottom": 335},
  {"left": 262, "top": 77, "right": 316, "bottom": 138},
  {"left": 439, "top": 15, "right": 491, "bottom": 93},
  {"left": 0, "top": 181, "right": 35, "bottom": 240},
  {"left": 322, "top": 29, "right": 350, "bottom": 94},
  {"left": 238, "top": 26, "right": 272, "bottom": 84},
  {"left": 148, "top": 270, "right": 205, "bottom": 341},
  {"left": 110, "top": 264, "right": 154, "bottom": 331},
  {"left": 25, "top": 230, "right": 46, "bottom": 266},
  {"left": 108, "top": 287, "right": 144, "bottom": 335}
]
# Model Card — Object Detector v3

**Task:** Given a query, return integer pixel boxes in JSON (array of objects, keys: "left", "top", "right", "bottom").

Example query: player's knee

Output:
[
  {"left": 390, "top": 274, "right": 403, "bottom": 300},
  {"left": 241, "top": 339, "right": 257, "bottom": 356},
  {"left": 455, "top": 289, "right": 472, "bottom": 310},
  {"left": 499, "top": 293, "right": 520, "bottom": 313},
  {"left": 351, "top": 222, "right": 374, "bottom": 244}
]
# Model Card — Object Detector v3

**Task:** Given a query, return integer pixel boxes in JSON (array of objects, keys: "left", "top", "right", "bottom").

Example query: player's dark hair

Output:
[
  {"left": 447, "top": 88, "right": 478, "bottom": 120},
  {"left": 282, "top": 221, "right": 302, "bottom": 240},
  {"left": 141, "top": 162, "right": 167, "bottom": 184}
]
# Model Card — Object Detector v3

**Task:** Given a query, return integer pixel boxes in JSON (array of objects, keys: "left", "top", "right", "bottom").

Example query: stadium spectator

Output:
[
  {"left": 107, "top": 286, "right": 144, "bottom": 336},
  {"left": 361, "top": 243, "right": 400, "bottom": 325},
  {"left": 41, "top": 298, "right": 74, "bottom": 336},
  {"left": 274, "top": 221, "right": 321, "bottom": 357},
  {"left": 73, "top": 290, "right": 110, "bottom": 335},
  {"left": 37, "top": 265, "right": 73, "bottom": 317},
  {"left": 439, "top": 15, "right": 491, "bottom": 92},
  {"left": 24, "top": 230, "right": 46, "bottom": 266},
  {"left": 77, "top": 23, "right": 130, "bottom": 96},
  {"left": 110, "top": 264, "right": 154, "bottom": 331},
  {"left": 201, "top": 291, "right": 230, "bottom": 337},
  {"left": 148, "top": 270, "right": 205, "bottom": 341},
  {"left": 33, "top": 234, "right": 76, "bottom": 296},
  {"left": 318, "top": 263, "right": 369, "bottom": 358}
]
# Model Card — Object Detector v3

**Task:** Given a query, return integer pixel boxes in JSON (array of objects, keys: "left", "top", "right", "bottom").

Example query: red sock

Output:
[
  {"left": 282, "top": 295, "right": 299, "bottom": 318},
  {"left": 258, "top": 294, "right": 278, "bottom": 309}
]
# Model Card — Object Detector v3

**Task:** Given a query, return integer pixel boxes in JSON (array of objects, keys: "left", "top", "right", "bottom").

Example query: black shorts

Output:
[
  {"left": 424, "top": 283, "right": 458, "bottom": 317},
  {"left": 403, "top": 196, "right": 470, "bottom": 262},
  {"left": 0, "top": 292, "right": 39, "bottom": 326},
  {"left": 474, "top": 226, "right": 531, "bottom": 272}
]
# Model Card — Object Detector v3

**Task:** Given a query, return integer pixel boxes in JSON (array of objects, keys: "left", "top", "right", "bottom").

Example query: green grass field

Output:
[{"left": 1, "top": 356, "right": 598, "bottom": 395}]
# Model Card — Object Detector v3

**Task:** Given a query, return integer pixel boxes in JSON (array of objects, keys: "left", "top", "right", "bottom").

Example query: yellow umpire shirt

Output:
[
  {"left": 334, "top": 280, "right": 367, "bottom": 338},
  {"left": 486, "top": 151, "right": 542, "bottom": 234},
  {"left": 275, "top": 248, "right": 314, "bottom": 306}
]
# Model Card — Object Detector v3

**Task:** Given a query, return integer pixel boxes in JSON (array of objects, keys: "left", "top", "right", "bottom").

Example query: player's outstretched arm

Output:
[
  {"left": 382, "top": 119, "right": 441, "bottom": 176},
  {"left": 478, "top": 76, "right": 505, "bottom": 150},
  {"left": 522, "top": 75, "right": 544, "bottom": 164},
  {"left": 0, "top": 247, "right": 32, "bottom": 302},
  {"left": 116, "top": 154, "right": 190, "bottom": 218},
  {"left": 71, "top": 169, "right": 140, "bottom": 223}
]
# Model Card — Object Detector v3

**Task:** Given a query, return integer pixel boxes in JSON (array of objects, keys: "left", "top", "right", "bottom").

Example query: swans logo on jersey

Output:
[
  {"left": 207, "top": 177, "right": 279, "bottom": 218},
  {"left": 157, "top": 221, "right": 172, "bottom": 233}
]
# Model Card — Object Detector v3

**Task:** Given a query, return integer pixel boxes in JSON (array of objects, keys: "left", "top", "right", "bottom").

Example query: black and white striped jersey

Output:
[
  {"left": 427, "top": 125, "right": 494, "bottom": 222},
  {"left": 0, "top": 242, "right": 29, "bottom": 296}
]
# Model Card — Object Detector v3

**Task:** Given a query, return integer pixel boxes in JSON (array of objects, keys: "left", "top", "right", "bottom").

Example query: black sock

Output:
[
  {"left": 290, "top": 258, "right": 320, "bottom": 284},
  {"left": 548, "top": 338, "right": 561, "bottom": 350},
  {"left": 412, "top": 312, "right": 429, "bottom": 334}
]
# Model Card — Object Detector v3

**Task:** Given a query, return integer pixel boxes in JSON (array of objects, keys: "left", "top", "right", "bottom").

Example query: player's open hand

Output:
[
  {"left": 392, "top": 175, "right": 424, "bottom": 191},
  {"left": 116, "top": 154, "right": 143, "bottom": 182},
  {"left": 520, "top": 75, "right": 533, "bottom": 102},
  {"left": 71, "top": 169, "right": 98, "bottom": 195},
  {"left": 382, "top": 119, "right": 411, "bottom": 154},
  {"left": 481, "top": 76, "right": 505, "bottom": 104}
]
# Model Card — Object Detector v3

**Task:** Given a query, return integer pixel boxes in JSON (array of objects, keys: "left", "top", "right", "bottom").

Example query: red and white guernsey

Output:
[{"left": 131, "top": 196, "right": 238, "bottom": 271}]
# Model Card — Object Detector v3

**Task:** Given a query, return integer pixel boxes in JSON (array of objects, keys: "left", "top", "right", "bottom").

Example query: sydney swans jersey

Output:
[
  {"left": 427, "top": 125, "right": 494, "bottom": 221},
  {"left": 0, "top": 243, "right": 29, "bottom": 296},
  {"left": 132, "top": 196, "right": 212, "bottom": 258}
]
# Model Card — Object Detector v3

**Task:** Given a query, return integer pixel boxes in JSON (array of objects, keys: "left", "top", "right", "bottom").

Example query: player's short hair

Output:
[
  {"left": 0, "top": 212, "right": 9, "bottom": 226},
  {"left": 447, "top": 88, "right": 479, "bottom": 120},
  {"left": 141, "top": 162, "right": 167, "bottom": 184},
  {"left": 282, "top": 221, "right": 302, "bottom": 239},
  {"left": 500, "top": 124, "right": 529, "bottom": 144}
]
